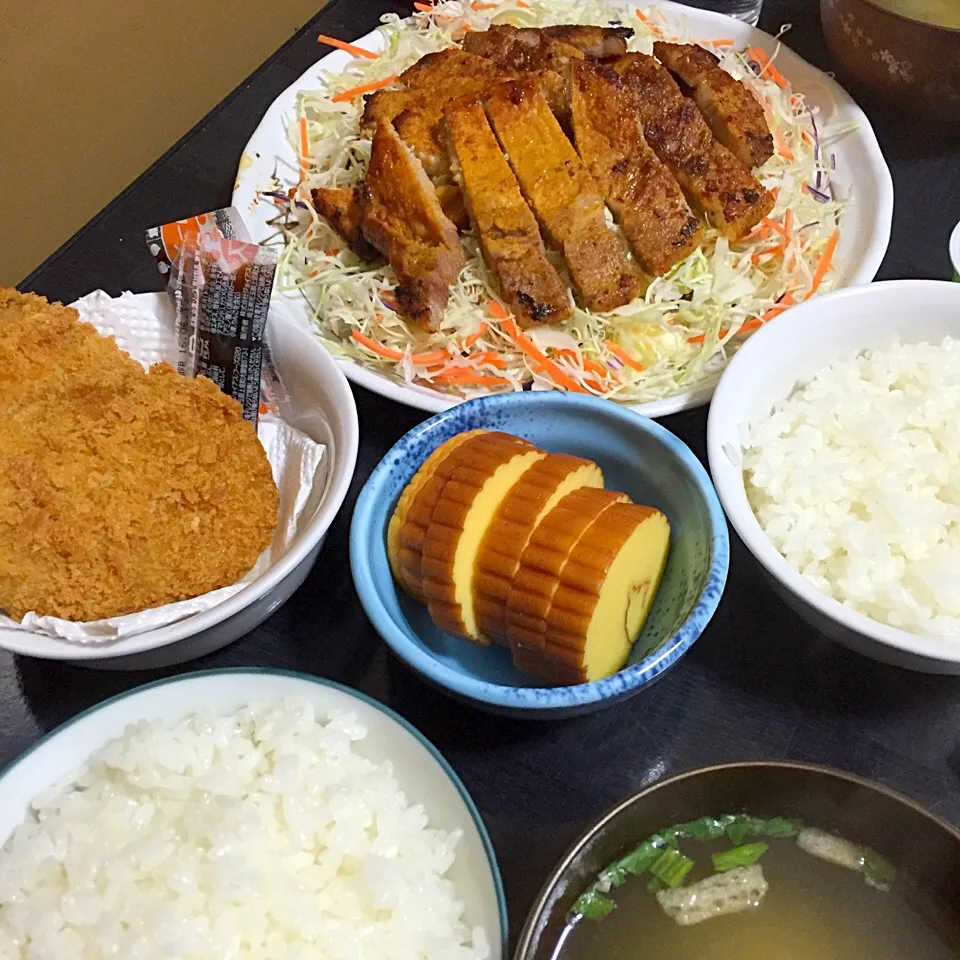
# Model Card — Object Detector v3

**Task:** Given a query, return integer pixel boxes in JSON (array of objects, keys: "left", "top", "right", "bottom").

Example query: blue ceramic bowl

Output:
[{"left": 351, "top": 393, "right": 728, "bottom": 718}]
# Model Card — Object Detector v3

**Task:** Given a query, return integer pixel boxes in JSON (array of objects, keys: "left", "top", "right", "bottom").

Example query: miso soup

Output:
[
  {"left": 560, "top": 816, "right": 959, "bottom": 960},
  {"left": 871, "top": 0, "right": 960, "bottom": 29}
]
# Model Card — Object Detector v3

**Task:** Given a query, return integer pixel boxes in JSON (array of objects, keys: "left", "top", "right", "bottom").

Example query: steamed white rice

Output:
[
  {"left": 0, "top": 699, "right": 490, "bottom": 960},
  {"left": 743, "top": 337, "right": 960, "bottom": 637}
]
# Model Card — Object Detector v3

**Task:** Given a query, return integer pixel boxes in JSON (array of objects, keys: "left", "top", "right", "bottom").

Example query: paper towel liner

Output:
[{"left": 1, "top": 290, "right": 326, "bottom": 644}]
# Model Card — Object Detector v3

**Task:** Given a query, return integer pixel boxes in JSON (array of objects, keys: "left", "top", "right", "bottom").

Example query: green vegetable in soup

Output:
[
  {"left": 712, "top": 842, "right": 770, "bottom": 872},
  {"left": 569, "top": 814, "right": 898, "bottom": 927},
  {"left": 862, "top": 848, "right": 897, "bottom": 889},
  {"left": 650, "top": 848, "right": 695, "bottom": 888}
]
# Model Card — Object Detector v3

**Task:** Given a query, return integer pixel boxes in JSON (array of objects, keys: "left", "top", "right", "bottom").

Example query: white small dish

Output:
[
  {"left": 233, "top": 0, "right": 893, "bottom": 419},
  {"left": 0, "top": 294, "right": 359, "bottom": 669},
  {"left": 0, "top": 669, "right": 506, "bottom": 957},
  {"left": 707, "top": 280, "right": 960, "bottom": 673},
  {"left": 950, "top": 219, "right": 960, "bottom": 280}
]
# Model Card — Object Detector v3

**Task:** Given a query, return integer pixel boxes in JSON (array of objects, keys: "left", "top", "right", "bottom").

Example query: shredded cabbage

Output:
[{"left": 267, "top": 0, "right": 851, "bottom": 403}]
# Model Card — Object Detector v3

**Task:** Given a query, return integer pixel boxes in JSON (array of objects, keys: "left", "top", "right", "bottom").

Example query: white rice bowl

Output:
[
  {"left": 0, "top": 696, "right": 492, "bottom": 960},
  {"left": 743, "top": 337, "right": 960, "bottom": 638}
]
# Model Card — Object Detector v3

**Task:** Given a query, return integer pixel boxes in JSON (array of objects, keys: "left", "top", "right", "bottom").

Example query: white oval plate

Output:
[
  {"left": 234, "top": 0, "right": 893, "bottom": 418},
  {"left": 0, "top": 669, "right": 506, "bottom": 956}
]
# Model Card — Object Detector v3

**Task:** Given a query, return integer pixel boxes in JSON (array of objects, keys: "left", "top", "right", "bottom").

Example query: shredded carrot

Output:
[
  {"left": 746, "top": 47, "right": 788, "bottom": 90},
  {"left": 463, "top": 322, "right": 489, "bottom": 348},
  {"left": 317, "top": 34, "right": 379, "bottom": 59},
  {"left": 736, "top": 287, "right": 797, "bottom": 334},
  {"left": 687, "top": 334, "right": 705, "bottom": 344},
  {"left": 351, "top": 330, "right": 404, "bottom": 361},
  {"left": 470, "top": 351, "right": 508, "bottom": 369},
  {"left": 605, "top": 340, "right": 645, "bottom": 372},
  {"left": 701, "top": 38, "right": 734, "bottom": 47},
  {"left": 584, "top": 379, "right": 608, "bottom": 393},
  {"left": 556, "top": 348, "right": 611, "bottom": 380},
  {"left": 487, "top": 300, "right": 510, "bottom": 320},
  {"left": 516, "top": 0, "right": 529, "bottom": 6},
  {"left": 782, "top": 209, "right": 795, "bottom": 271},
  {"left": 751, "top": 244, "right": 784, "bottom": 265},
  {"left": 806, "top": 229, "right": 840, "bottom": 298},
  {"left": 413, "top": 1, "right": 433, "bottom": 9},
  {"left": 410, "top": 349, "right": 451, "bottom": 366},
  {"left": 430, "top": 369, "right": 511, "bottom": 387},
  {"left": 774, "top": 130, "right": 794, "bottom": 162},
  {"left": 761, "top": 217, "right": 787, "bottom": 237},
  {"left": 500, "top": 319, "right": 588, "bottom": 394},
  {"left": 298, "top": 116, "right": 309, "bottom": 180},
  {"left": 583, "top": 358, "right": 612, "bottom": 379},
  {"left": 471, "top": 0, "right": 498, "bottom": 8},
  {"left": 635, "top": 8, "right": 661, "bottom": 34},
  {"left": 331, "top": 74, "right": 400, "bottom": 103},
  {"left": 767, "top": 63, "right": 789, "bottom": 90},
  {"left": 325, "top": 247, "right": 341, "bottom": 257}
]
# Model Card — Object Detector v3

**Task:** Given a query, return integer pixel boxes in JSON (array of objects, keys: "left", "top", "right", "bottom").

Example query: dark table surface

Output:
[{"left": 11, "top": 0, "right": 960, "bottom": 947}]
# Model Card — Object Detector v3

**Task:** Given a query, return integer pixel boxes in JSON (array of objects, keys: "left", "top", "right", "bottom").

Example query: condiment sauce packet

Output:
[
  {"left": 146, "top": 207, "right": 289, "bottom": 425},
  {"left": 0, "top": 290, "right": 326, "bottom": 645}
]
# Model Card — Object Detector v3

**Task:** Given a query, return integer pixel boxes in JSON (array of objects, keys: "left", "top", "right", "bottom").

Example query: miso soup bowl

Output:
[
  {"left": 516, "top": 761, "right": 960, "bottom": 960},
  {"left": 821, "top": 0, "right": 960, "bottom": 121}
]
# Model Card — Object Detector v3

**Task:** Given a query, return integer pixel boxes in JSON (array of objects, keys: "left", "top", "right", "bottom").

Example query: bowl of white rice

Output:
[
  {"left": 0, "top": 669, "right": 505, "bottom": 959},
  {"left": 707, "top": 280, "right": 960, "bottom": 673}
]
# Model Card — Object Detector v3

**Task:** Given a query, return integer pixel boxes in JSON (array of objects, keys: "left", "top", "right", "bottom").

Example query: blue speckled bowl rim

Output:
[
  {"left": 0, "top": 667, "right": 509, "bottom": 956},
  {"left": 351, "top": 392, "right": 730, "bottom": 711}
]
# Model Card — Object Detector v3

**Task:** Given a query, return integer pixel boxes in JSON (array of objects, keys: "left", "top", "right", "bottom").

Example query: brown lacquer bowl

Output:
[
  {"left": 515, "top": 761, "right": 960, "bottom": 959},
  {"left": 820, "top": 0, "right": 960, "bottom": 120}
]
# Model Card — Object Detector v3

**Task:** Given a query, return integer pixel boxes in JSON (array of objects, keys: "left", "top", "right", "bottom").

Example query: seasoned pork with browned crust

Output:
[
  {"left": 434, "top": 184, "right": 471, "bottom": 231},
  {"left": 540, "top": 24, "right": 633, "bottom": 58},
  {"left": 360, "top": 89, "right": 412, "bottom": 136},
  {"left": 312, "top": 184, "right": 467, "bottom": 253},
  {"left": 484, "top": 82, "right": 644, "bottom": 312},
  {"left": 612, "top": 53, "right": 774, "bottom": 240},
  {"left": 445, "top": 99, "right": 572, "bottom": 326},
  {"left": 400, "top": 47, "right": 507, "bottom": 90},
  {"left": 311, "top": 187, "right": 379, "bottom": 260},
  {"left": 570, "top": 60, "right": 702, "bottom": 278},
  {"left": 464, "top": 24, "right": 586, "bottom": 75},
  {"left": 361, "top": 49, "right": 564, "bottom": 180},
  {"left": 653, "top": 41, "right": 774, "bottom": 168},
  {"left": 361, "top": 123, "right": 466, "bottom": 329},
  {"left": 360, "top": 50, "right": 515, "bottom": 178}
]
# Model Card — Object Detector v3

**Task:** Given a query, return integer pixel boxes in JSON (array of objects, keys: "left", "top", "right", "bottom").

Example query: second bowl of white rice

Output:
[
  {"left": 0, "top": 669, "right": 505, "bottom": 959},
  {"left": 707, "top": 279, "right": 960, "bottom": 673}
]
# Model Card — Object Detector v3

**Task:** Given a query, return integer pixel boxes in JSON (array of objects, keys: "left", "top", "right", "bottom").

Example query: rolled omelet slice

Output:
[
  {"left": 517, "top": 501, "right": 671, "bottom": 684},
  {"left": 505, "top": 487, "right": 629, "bottom": 652},
  {"left": 421, "top": 435, "right": 547, "bottom": 642},
  {"left": 398, "top": 431, "right": 535, "bottom": 604},
  {"left": 387, "top": 430, "right": 488, "bottom": 594},
  {"left": 473, "top": 454, "right": 603, "bottom": 646}
]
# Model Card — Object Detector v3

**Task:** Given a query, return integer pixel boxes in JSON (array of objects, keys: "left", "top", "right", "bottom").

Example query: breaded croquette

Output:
[{"left": 0, "top": 289, "right": 279, "bottom": 622}]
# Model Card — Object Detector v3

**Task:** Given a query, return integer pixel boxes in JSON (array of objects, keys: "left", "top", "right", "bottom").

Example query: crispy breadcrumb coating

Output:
[{"left": 0, "top": 289, "right": 279, "bottom": 622}]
